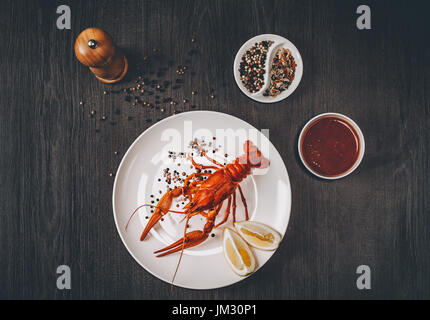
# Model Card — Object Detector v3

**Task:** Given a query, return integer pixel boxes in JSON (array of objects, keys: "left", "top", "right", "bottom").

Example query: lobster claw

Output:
[
  {"left": 154, "top": 230, "right": 209, "bottom": 257},
  {"left": 139, "top": 187, "right": 183, "bottom": 241},
  {"left": 140, "top": 210, "right": 163, "bottom": 241}
]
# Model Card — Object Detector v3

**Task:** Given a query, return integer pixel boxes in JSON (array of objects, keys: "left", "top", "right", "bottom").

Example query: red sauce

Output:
[{"left": 301, "top": 116, "right": 360, "bottom": 177}]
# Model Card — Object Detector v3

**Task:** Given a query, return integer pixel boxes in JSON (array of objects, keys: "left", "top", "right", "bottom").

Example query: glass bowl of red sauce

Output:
[{"left": 298, "top": 113, "right": 365, "bottom": 179}]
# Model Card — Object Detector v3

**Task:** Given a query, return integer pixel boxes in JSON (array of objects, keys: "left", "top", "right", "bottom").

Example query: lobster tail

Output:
[{"left": 244, "top": 140, "right": 270, "bottom": 168}]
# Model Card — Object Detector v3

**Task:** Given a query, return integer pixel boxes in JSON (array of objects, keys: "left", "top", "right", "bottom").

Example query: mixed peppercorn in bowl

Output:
[{"left": 234, "top": 34, "right": 303, "bottom": 103}]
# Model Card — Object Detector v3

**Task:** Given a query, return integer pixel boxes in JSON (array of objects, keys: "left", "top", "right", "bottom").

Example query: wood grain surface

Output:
[{"left": 0, "top": 0, "right": 429, "bottom": 299}]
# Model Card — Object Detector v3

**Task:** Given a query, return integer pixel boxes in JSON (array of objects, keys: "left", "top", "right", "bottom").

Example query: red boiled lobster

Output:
[{"left": 126, "top": 140, "right": 269, "bottom": 281}]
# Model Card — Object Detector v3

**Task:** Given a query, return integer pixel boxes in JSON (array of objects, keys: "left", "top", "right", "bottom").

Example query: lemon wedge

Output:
[
  {"left": 234, "top": 221, "right": 281, "bottom": 251},
  {"left": 223, "top": 228, "right": 256, "bottom": 276}
]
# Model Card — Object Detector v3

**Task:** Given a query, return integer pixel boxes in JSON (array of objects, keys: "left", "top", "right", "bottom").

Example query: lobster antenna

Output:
[{"left": 171, "top": 214, "right": 192, "bottom": 289}]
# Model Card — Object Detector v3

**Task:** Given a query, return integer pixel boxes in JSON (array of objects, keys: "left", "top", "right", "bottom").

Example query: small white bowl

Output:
[
  {"left": 298, "top": 113, "right": 365, "bottom": 180},
  {"left": 233, "top": 34, "right": 303, "bottom": 103}
]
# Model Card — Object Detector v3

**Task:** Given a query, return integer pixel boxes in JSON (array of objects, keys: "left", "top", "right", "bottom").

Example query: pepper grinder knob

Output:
[{"left": 74, "top": 27, "right": 128, "bottom": 83}]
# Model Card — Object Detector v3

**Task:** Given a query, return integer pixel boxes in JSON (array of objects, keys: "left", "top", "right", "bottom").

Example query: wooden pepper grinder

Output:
[{"left": 74, "top": 27, "right": 128, "bottom": 83}]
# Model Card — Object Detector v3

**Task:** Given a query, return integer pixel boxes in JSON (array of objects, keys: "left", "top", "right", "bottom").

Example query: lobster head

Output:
[{"left": 243, "top": 140, "right": 270, "bottom": 169}]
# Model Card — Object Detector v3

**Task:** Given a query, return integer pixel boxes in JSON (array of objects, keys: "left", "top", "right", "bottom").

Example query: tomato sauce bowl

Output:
[{"left": 298, "top": 113, "right": 365, "bottom": 180}]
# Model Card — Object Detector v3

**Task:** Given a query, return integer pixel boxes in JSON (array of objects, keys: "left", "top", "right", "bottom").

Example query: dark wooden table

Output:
[{"left": 1, "top": 0, "right": 429, "bottom": 300}]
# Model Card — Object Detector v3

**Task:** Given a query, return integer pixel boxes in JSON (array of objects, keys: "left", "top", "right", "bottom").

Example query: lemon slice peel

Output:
[
  {"left": 222, "top": 228, "right": 256, "bottom": 276},
  {"left": 225, "top": 236, "right": 244, "bottom": 271},
  {"left": 234, "top": 221, "right": 282, "bottom": 251}
]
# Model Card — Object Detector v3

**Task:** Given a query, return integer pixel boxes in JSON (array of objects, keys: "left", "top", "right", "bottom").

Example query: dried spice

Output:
[
  {"left": 263, "top": 48, "right": 296, "bottom": 97},
  {"left": 239, "top": 41, "right": 273, "bottom": 93}
]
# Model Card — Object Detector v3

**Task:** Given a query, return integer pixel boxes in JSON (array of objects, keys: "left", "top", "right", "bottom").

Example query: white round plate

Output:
[
  {"left": 112, "top": 111, "right": 291, "bottom": 289},
  {"left": 233, "top": 34, "right": 303, "bottom": 103}
]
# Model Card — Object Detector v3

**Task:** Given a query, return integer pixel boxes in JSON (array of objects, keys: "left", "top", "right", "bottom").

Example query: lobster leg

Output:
[
  {"left": 193, "top": 141, "right": 224, "bottom": 167},
  {"left": 214, "top": 195, "right": 232, "bottom": 228},
  {"left": 188, "top": 155, "right": 219, "bottom": 171},
  {"left": 232, "top": 190, "right": 237, "bottom": 222},
  {"left": 183, "top": 172, "right": 210, "bottom": 187},
  {"left": 237, "top": 184, "right": 249, "bottom": 220}
]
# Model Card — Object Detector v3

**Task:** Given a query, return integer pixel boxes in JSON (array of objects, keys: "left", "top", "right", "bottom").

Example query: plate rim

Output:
[{"left": 112, "top": 110, "right": 292, "bottom": 289}]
